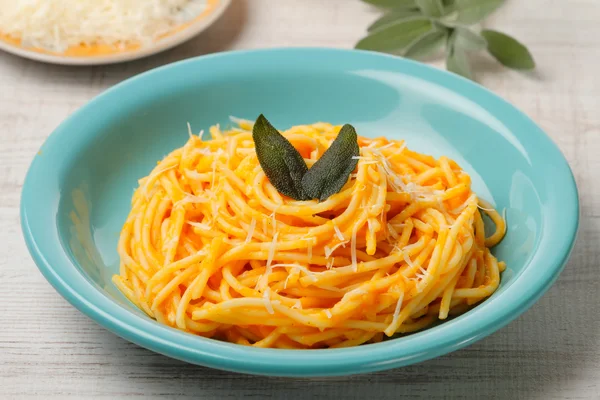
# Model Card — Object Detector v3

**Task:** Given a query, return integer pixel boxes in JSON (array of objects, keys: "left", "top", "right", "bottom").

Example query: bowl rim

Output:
[
  {"left": 0, "top": 0, "right": 231, "bottom": 66},
  {"left": 20, "top": 47, "right": 580, "bottom": 377}
]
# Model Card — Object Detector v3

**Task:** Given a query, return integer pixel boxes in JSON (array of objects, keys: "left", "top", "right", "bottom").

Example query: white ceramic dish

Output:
[{"left": 0, "top": 0, "right": 230, "bottom": 65}]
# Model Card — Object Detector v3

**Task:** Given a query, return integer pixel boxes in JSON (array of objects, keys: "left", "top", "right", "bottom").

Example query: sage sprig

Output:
[
  {"left": 252, "top": 115, "right": 360, "bottom": 201},
  {"left": 357, "top": 0, "right": 535, "bottom": 81}
]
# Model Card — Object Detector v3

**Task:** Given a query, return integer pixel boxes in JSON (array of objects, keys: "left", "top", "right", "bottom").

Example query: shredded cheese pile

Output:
[
  {"left": 0, "top": 0, "right": 210, "bottom": 52},
  {"left": 114, "top": 119, "right": 506, "bottom": 349}
]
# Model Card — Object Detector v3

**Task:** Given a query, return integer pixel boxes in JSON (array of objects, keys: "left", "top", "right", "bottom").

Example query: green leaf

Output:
[
  {"left": 446, "top": 48, "right": 472, "bottom": 79},
  {"left": 453, "top": 0, "right": 504, "bottom": 25},
  {"left": 356, "top": 17, "right": 434, "bottom": 53},
  {"left": 403, "top": 29, "right": 447, "bottom": 59},
  {"left": 416, "top": 0, "right": 444, "bottom": 17},
  {"left": 437, "top": 10, "right": 460, "bottom": 26},
  {"left": 446, "top": 34, "right": 473, "bottom": 79},
  {"left": 362, "top": 0, "right": 416, "bottom": 8},
  {"left": 368, "top": 9, "right": 423, "bottom": 32},
  {"left": 481, "top": 29, "right": 535, "bottom": 69},
  {"left": 252, "top": 114, "right": 309, "bottom": 201},
  {"left": 301, "top": 125, "right": 360, "bottom": 201},
  {"left": 453, "top": 27, "right": 487, "bottom": 51}
]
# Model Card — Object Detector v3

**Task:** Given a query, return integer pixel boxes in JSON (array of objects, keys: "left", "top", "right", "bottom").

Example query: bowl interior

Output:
[
  {"left": 24, "top": 49, "right": 577, "bottom": 376},
  {"left": 57, "top": 64, "right": 539, "bottom": 310}
]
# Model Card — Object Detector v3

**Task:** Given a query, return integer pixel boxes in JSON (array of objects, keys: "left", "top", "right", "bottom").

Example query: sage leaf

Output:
[
  {"left": 362, "top": 0, "right": 416, "bottom": 8},
  {"left": 368, "top": 9, "right": 422, "bottom": 32},
  {"left": 446, "top": 34, "right": 473, "bottom": 79},
  {"left": 438, "top": 10, "right": 461, "bottom": 26},
  {"left": 453, "top": 0, "right": 504, "bottom": 25},
  {"left": 301, "top": 124, "right": 360, "bottom": 202},
  {"left": 253, "top": 114, "right": 309, "bottom": 201},
  {"left": 481, "top": 30, "right": 535, "bottom": 70},
  {"left": 453, "top": 27, "right": 487, "bottom": 51},
  {"left": 404, "top": 29, "right": 447, "bottom": 59},
  {"left": 356, "top": 17, "right": 434, "bottom": 53},
  {"left": 416, "top": 0, "right": 445, "bottom": 17}
]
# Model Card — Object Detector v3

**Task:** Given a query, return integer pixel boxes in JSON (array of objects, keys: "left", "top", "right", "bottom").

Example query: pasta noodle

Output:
[{"left": 114, "top": 119, "right": 506, "bottom": 349}]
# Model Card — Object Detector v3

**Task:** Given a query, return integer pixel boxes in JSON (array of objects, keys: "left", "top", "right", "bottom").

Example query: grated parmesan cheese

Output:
[
  {"left": 403, "top": 253, "right": 415, "bottom": 269},
  {"left": 387, "top": 290, "right": 405, "bottom": 334},
  {"left": 377, "top": 142, "right": 395, "bottom": 150},
  {"left": 256, "top": 232, "right": 279, "bottom": 290},
  {"left": 263, "top": 287, "right": 274, "bottom": 315},
  {"left": 266, "top": 232, "right": 278, "bottom": 270},
  {"left": 142, "top": 164, "right": 177, "bottom": 196},
  {"left": 324, "top": 241, "right": 348, "bottom": 258},
  {"left": 245, "top": 218, "right": 256, "bottom": 244},
  {"left": 0, "top": 0, "right": 209, "bottom": 53},
  {"left": 333, "top": 224, "right": 345, "bottom": 241},
  {"left": 292, "top": 264, "right": 316, "bottom": 281},
  {"left": 413, "top": 267, "right": 429, "bottom": 284},
  {"left": 326, "top": 257, "right": 335, "bottom": 270},
  {"left": 229, "top": 116, "right": 254, "bottom": 129},
  {"left": 175, "top": 192, "right": 210, "bottom": 208}
]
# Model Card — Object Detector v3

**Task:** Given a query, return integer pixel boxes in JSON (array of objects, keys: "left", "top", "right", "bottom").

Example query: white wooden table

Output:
[{"left": 1, "top": 1, "right": 599, "bottom": 398}]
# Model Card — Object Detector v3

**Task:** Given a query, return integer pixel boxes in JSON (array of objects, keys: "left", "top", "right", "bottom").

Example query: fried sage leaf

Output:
[
  {"left": 253, "top": 114, "right": 309, "bottom": 200},
  {"left": 301, "top": 124, "right": 360, "bottom": 201}
]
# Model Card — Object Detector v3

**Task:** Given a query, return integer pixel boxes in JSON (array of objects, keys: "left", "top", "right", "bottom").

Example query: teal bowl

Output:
[{"left": 21, "top": 48, "right": 579, "bottom": 377}]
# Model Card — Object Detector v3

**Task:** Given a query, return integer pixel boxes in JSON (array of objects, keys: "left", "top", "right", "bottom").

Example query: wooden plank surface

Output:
[{"left": 1, "top": 0, "right": 599, "bottom": 398}]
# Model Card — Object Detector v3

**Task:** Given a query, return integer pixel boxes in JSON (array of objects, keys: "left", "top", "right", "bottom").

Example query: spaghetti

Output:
[{"left": 114, "top": 119, "right": 506, "bottom": 349}]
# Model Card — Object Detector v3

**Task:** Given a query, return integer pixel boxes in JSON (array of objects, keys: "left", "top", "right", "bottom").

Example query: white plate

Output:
[{"left": 0, "top": 0, "right": 231, "bottom": 65}]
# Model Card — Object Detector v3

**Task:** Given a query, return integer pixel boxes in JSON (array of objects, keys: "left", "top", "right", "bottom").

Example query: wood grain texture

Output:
[{"left": 1, "top": 0, "right": 599, "bottom": 398}]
